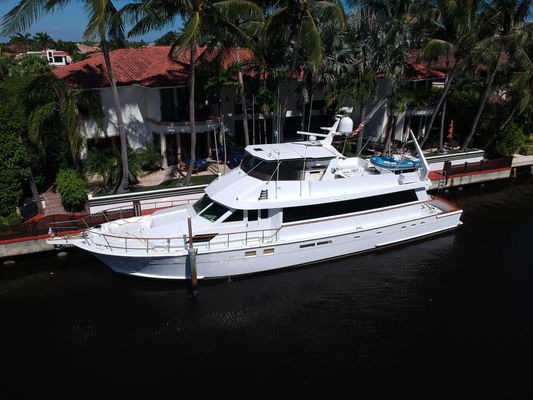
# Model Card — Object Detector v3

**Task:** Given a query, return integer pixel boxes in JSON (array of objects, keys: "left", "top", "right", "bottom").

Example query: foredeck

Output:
[{"left": 50, "top": 196, "right": 461, "bottom": 257}]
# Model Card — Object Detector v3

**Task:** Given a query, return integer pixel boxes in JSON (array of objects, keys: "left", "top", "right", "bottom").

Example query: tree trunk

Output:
[
  {"left": 356, "top": 103, "right": 367, "bottom": 154},
  {"left": 184, "top": 45, "right": 197, "bottom": 185},
  {"left": 384, "top": 115, "right": 395, "bottom": 154},
  {"left": 438, "top": 98, "right": 447, "bottom": 152},
  {"left": 461, "top": 53, "right": 501, "bottom": 151},
  {"left": 280, "top": 10, "right": 305, "bottom": 142},
  {"left": 236, "top": 49, "right": 250, "bottom": 146},
  {"left": 419, "top": 67, "right": 456, "bottom": 148},
  {"left": 27, "top": 166, "right": 44, "bottom": 214},
  {"left": 101, "top": 35, "right": 129, "bottom": 193}
]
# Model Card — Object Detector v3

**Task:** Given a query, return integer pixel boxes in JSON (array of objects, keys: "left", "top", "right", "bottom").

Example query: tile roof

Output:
[
  {"left": 405, "top": 63, "right": 445, "bottom": 80},
  {"left": 53, "top": 46, "right": 257, "bottom": 89},
  {"left": 53, "top": 46, "right": 191, "bottom": 89}
]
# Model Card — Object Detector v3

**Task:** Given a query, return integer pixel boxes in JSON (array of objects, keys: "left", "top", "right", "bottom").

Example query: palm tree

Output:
[
  {"left": 33, "top": 32, "right": 55, "bottom": 50},
  {"left": 9, "top": 32, "right": 32, "bottom": 45},
  {"left": 460, "top": 0, "right": 533, "bottom": 150},
  {"left": 419, "top": 0, "right": 495, "bottom": 148},
  {"left": 124, "top": 0, "right": 262, "bottom": 185},
  {"left": 350, "top": 1, "right": 434, "bottom": 153},
  {"left": 265, "top": 0, "right": 346, "bottom": 141},
  {"left": 2, "top": 0, "right": 131, "bottom": 193},
  {"left": 26, "top": 73, "right": 103, "bottom": 166}
]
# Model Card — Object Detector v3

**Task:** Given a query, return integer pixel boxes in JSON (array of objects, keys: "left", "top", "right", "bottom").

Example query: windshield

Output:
[
  {"left": 193, "top": 195, "right": 211, "bottom": 214},
  {"left": 192, "top": 195, "right": 230, "bottom": 222},
  {"left": 240, "top": 153, "right": 331, "bottom": 181}
]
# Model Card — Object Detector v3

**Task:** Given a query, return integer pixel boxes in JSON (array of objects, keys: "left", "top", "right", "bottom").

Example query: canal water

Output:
[{"left": 1, "top": 178, "right": 533, "bottom": 398}]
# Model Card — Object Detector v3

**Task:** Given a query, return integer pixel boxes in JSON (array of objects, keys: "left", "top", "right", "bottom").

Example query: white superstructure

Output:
[{"left": 49, "top": 116, "right": 463, "bottom": 280}]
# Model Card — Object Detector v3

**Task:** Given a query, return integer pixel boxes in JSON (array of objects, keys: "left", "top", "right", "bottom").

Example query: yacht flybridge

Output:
[{"left": 49, "top": 116, "right": 463, "bottom": 280}]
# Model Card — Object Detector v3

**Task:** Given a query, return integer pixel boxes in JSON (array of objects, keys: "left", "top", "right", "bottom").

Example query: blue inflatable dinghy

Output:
[{"left": 370, "top": 154, "right": 421, "bottom": 170}]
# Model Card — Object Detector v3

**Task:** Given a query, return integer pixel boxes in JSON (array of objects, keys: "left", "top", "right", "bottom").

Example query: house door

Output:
[{"left": 165, "top": 133, "right": 177, "bottom": 166}]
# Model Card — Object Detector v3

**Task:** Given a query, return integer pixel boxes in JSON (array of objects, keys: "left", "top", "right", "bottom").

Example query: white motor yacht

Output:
[{"left": 49, "top": 116, "right": 462, "bottom": 280}]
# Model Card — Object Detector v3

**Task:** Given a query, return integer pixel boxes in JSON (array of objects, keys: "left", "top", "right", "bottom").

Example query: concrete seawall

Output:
[{"left": 1, "top": 238, "right": 58, "bottom": 258}]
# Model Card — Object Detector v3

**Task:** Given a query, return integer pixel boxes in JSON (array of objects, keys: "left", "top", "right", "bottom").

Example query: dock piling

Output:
[{"left": 187, "top": 217, "right": 198, "bottom": 291}]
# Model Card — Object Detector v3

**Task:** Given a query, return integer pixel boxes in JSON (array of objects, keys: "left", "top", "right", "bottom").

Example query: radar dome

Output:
[{"left": 337, "top": 116, "right": 354, "bottom": 133}]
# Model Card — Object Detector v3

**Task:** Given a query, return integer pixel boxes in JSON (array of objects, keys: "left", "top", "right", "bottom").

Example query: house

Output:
[
  {"left": 53, "top": 46, "right": 445, "bottom": 168},
  {"left": 76, "top": 43, "right": 100, "bottom": 55},
  {"left": 5, "top": 43, "right": 32, "bottom": 58},
  {"left": 25, "top": 49, "right": 72, "bottom": 66},
  {"left": 53, "top": 46, "right": 311, "bottom": 168}
]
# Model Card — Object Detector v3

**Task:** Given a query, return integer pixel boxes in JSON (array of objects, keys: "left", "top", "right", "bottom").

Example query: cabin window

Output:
[
  {"left": 192, "top": 195, "right": 230, "bottom": 222},
  {"left": 248, "top": 210, "right": 258, "bottom": 221},
  {"left": 193, "top": 195, "right": 211, "bottom": 214},
  {"left": 201, "top": 202, "right": 229, "bottom": 222},
  {"left": 224, "top": 209, "right": 244, "bottom": 222},
  {"left": 282, "top": 190, "right": 418, "bottom": 223},
  {"left": 260, "top": 209, "right": 268, "bottom": 219}
]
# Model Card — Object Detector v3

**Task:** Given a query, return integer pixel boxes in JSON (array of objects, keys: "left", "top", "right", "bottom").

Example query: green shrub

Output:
[
  {"left": 56, "top": 169, "right": 87, "bottom": 211},
  {"left": 519, "top": 141, "right": 533, "bottom": 156},
  {"left": 84, "top": 146, "right": 147, "bottom": 190},
  {"left": 135, "top": 144, "right": 161, "bottom": 172},
  {"left": 83, "top": 148, "right": 117, "bottom": 188},
  {"left": 495, "top": 123, "right": 526, "bottom": 157}
]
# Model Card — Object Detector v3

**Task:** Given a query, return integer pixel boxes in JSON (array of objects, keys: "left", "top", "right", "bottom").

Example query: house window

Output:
[{"left": 160, "top": 87, "right": 189, "bottom": 121}]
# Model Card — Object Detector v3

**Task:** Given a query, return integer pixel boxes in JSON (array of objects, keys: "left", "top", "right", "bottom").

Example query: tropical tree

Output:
[
  {"left": 124, "top": 0, "right": 263, "bottom": 185},
  {"left": 9, "top": 32, "right": 32, "bottom": 45},
  {"left": 460, "top": 0, "right": 533, "bottom": 150},
  {"left": 1, "top": 0, "right": 131, "bottom": 193},
  {"left": 418, "top": 0, "right": 496, "bottom": 148},
  {"left": 155, "top": 30, "right": 179, "bottom": 45},
  {"left": 25, "top": 73, "right": 103, "bottom": 167},
  {"left": 483, "top": 20, "right": 533, "bottom": 149},
  {"left": 265, "top": 0, "right": 346, "bottom": 141},
  {"left": 351, "top": 1, "right": 435, "bottom": 153},
  {"left": 32, "top": 32, "right": 55, "bottom": 50}
]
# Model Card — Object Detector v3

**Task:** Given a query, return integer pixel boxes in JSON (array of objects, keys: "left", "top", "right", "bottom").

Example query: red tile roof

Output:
[
  {"left": 7, "top": 43, "right": 32, "bottom": 54},
  {"left": 53, "top": 46, "right": 191, "bottom": 88},
  {"left": 53, "top": 46, "right": 257, "bottom": 89},
  {"left": 405, "top": 63, "right": 445, "bottom": 80}
]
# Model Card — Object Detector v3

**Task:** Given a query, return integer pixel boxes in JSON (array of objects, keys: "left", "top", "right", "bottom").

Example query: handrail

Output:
[
  {"left": 48, "top": 199, "right": 195, "bottom": 234},
  {"left": 91, "top": 198, "right": 195, "bottom": 214},
  {"left": 76, "top": 226, "right": 282, "bottom": 254}
]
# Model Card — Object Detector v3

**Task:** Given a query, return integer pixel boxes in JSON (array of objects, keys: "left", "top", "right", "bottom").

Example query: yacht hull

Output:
[{"left": 83, "top": 209, "right": 462, "bottom": 280}]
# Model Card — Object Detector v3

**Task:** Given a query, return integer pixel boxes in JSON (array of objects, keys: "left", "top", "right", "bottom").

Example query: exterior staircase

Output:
[{"left": 42, "top": 189, "right": 66, "bottom": 215}]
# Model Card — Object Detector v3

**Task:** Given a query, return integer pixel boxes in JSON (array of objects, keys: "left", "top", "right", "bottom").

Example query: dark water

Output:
[{"left": 1, "top": 178, "right": 533, "bottom": 398}]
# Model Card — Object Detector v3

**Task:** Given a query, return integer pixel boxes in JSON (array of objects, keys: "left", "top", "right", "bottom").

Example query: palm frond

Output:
[
  {"left": 27, "top": 101, "right": 56, "bottom": 152},
  {"left": 301, "top": 13, "right": 323, "bottom": 67},
  {"left": 421, "top": 38, "right": 453, "bottom": 60},
  {"left": 172, "top": 12, "right": 201, "bottom": 56},
  {"left": 213, "top": 0, "right": 263, "bottom": 22},
  {"left": 1, "top": 0, "right": 51, "bottom": 35},
  {"left": 312, "top": 1, "right": 346, "bottom": 29}
]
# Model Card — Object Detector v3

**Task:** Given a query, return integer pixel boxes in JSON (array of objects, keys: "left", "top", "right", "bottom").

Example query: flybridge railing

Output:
[
  {"left": 48, "top": 199, "right": 196, "bottom": 237},
  {"left": 66, "top": 227, "right": 281, "bottom": 254}
]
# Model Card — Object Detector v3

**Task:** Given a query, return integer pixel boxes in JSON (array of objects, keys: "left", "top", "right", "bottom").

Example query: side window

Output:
[
  {"left": 248, "top": 210, "right": 258, "bottom": 221},
  {"left": 260, "top": 209, "right": 268, "bottom": 219},
  {"left": 224, "top": 209, "right": 244, "bottom": 222}
]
